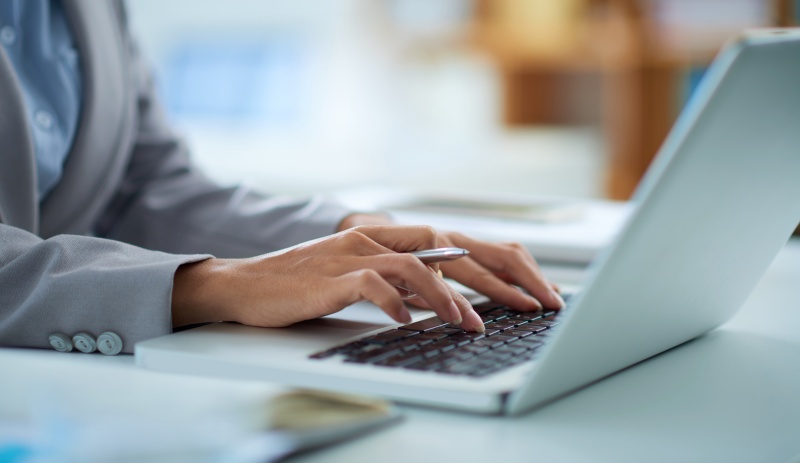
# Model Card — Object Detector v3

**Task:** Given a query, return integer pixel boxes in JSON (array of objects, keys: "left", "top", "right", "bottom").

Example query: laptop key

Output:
[
  {"left": 437, "top": 344, "right": 456, "bottom": 353},
  {"left": 531, "top": 320, "right": 558, "bottom": 327},
  {"left": 491, "top": 334, "right": 519, "bottom": 344},
  {"left": 381, "top": 352, "right": 424, "bottom": 367},
  {"left": 495, "top": 345, "right": 528, "bottom": 356},
  {"left": 519, "top": 339, "right": 544, "bottom": 349},
  {"left": 473, "top": 302, "right": 505, "bottom": 314},
  {"left": 417, "top": 332, "right": 450, "bottom": 342},
  {"left": 515, "top": 325, "right": 547, "bottom": 334},
  {"left": 462, "top": 345, "right": 490, "bottom": 355},
  {"left": 505, "top": 330, "right": 534, "bottom": 339},
  {"left": 482, "top": 351, "right": 512, "bottom": 362},
  {"left": 346, "top": 348, "right": 402, "bottom": 364},
  {"left": 392, "top": 340, "right": 421, "bottom": 352},
  {"left": 430, "top": 327, "right": 463, "bottom": 336},
  {"left": 445, "top": 334, "right": 476, "bottom": 347},
  {"left": 484, "top": 322, "right": 515, "bottom": 331},
  {"left": 452, "top": 350, "right": 477, "bottom": 361},
  {"left": 398, "top": 317, "right": 448, "bottom": 332},
  {"left": 472, "top": 339, "right": 505, "bottom": 349},
  {"left": 484, "top": 309, "right": 509, "bottom": 320},
  {"left": 508, "top": 311, "right": 544, "bottom": 321}
]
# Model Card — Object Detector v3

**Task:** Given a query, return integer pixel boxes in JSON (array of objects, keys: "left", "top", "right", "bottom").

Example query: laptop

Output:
[{"left": 136, "top": 30, "right": 800, "bottom": 415}]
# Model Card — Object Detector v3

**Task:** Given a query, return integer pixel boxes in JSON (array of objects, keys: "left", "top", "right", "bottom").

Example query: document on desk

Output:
[
  {"left": 0, "top": 350, "right": 400, "bottom": 463},
  {"left": 334, "top": 187, "right": 632, "bottom": 265}
]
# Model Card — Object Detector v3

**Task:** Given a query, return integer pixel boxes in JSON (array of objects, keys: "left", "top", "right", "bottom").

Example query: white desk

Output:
[
  {"left": 290, "top": 239, "right": 800, "bottom": 463},
  {"left": 2, "top": 240, "right": 799, "bottom": 463}
]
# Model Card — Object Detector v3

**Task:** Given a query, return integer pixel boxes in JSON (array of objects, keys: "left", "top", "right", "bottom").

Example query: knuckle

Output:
[
  {"left": 341, "top": 229, "right": 371, "bottom": 249},
  {"left": 350, "top": 225, "right": 371, "bottom": 234},
  {"left": 418, "top": 225, "right": 438, "bottom": 244},
  {"left": 396, "top": 254, "right": 425, "bottom": 272},
  {"left": 355, "top": 268, "right": 382, "bottom": 285},
  {"left": 506, "top": 241, "right": 526, "bottom": 252}
]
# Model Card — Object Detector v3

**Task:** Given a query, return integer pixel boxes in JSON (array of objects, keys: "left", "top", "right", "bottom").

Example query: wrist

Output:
[{"left": 172, "top": 258, "right": 232, "bottom": 328}]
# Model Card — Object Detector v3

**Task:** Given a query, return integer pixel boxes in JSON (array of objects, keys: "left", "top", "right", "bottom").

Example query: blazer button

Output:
[
  {"left": 72, "top": 332, "right": 97, "bottom": 353},
  {"left": 97, "top": 332, "right": 123, "bottom": 356},
  {"left": 48, "top": 333, "right": 73, "bottom": 352}
]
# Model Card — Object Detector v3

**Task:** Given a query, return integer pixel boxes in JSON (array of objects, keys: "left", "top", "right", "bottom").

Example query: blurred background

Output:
[{"left": 126, "top": 0, "right": 799, "bottom": 201}]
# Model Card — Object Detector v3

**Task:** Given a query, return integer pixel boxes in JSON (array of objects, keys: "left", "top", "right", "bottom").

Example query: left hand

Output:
[{"left": 338, "top": 214, "right": 565, "bottom": 313}]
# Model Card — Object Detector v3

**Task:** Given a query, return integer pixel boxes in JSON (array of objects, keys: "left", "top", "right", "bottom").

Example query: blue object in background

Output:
[
  {"left": 684, "top": 65, "right": 708, "bottom": 105},
  {"left": 160, "top": 36, "right": 307, "bottom": 126},
  {"left": 0, "top": 444, "right": 32, "bottom": 463}
]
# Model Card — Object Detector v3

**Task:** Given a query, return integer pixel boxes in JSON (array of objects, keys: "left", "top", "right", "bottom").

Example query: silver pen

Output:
[
  {"left": 408, "top": 247, "right": 469, "bottom": 264},
  {"left": 398, "top": 248, "right": 468, "bottom": 300}
]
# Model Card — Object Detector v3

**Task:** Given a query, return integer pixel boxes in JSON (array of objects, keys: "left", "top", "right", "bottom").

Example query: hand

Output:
[
  {"left": 172, "top": 225, "right": 486, "bottom": 331},
  {"left": 338, "top": 214, "right": 564, "bottom": 312},
  {"left": 436, "top": 231, "right": 564, "bottom": 311}
]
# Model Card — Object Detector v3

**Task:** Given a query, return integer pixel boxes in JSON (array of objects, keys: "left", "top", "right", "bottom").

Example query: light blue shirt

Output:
[{"left": 0, "top": 0, "right": 82, "bottom": 201}]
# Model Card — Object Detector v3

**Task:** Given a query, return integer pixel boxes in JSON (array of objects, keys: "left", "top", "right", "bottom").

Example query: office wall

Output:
[{"left": 125, "top": 0, "right": 605, "bottom": 199}]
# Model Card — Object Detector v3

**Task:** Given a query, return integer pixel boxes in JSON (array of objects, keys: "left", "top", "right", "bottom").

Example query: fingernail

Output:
[
  {"left": 528, "top": 296, "right": 543, "bottom": 310},
  {"left": 467, "top": 311, "right": 485, "bottom": 332},
  {"left": 551, "top": 290, "right": 566, "bottom": 308},
  {"left": 400, "top": 310, "right": 413, "bottom": 324},
  {"left": 449, "top": 301, "right": 462, "bottom": 325}
]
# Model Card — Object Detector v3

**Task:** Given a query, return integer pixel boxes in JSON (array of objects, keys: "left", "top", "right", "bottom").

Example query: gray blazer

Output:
[{"left": 0, "top": 0, "right": 353, "bottom": 353}]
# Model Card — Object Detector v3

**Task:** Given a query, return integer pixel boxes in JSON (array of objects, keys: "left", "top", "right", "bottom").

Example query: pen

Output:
[
  {"left": 398, "top": 248, "right": 468, "bottom": 300},
  {"left": 409, "top": 247, "right": 469, "bottom": 264}
]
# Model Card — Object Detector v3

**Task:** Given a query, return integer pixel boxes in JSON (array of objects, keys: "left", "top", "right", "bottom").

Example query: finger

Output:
[
  {"left": 348, "top": 224, "right": 439, "bottom": 253},
  {"left": 406, "top": 267, "right": 484, "bottom": 332},
  {"left": 447, "top": 284, "right": 483, "bottom": 332},
  {"left": 365, "top": 254, "right": 462, "bottom": 325},
  {"left": 447, "top": 234, "right": 564, "bottom": 309},
  {"left": 330, "top": 269, "right": 412, "bottom": 324},
  {"left": 442, "top": 257, "right": 544, "bottom": 311}
]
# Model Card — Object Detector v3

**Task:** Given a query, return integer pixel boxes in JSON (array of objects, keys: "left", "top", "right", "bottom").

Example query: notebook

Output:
[{"left": 136, "top": 30, "right": 800, "bottom": 415}]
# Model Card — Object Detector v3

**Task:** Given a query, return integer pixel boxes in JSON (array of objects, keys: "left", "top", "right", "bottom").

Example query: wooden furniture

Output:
[{"left": 471, "top": 0, "right": 796, "bottom": 200}]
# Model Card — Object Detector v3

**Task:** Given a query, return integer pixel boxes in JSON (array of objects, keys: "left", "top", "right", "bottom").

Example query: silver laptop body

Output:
[{"left": 136, "top": 30, "right": 800, "bottom": 415}]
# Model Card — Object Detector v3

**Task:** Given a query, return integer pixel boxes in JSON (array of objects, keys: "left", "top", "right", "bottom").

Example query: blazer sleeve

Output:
[
  {"left": 0, "top": 223, "right": 210, "bottom": 353},
  {"left": 95, "top": 5, "right": 354, "bottom": 258}
]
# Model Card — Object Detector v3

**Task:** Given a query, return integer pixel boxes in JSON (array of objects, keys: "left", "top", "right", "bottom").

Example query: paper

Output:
[
  {"left": 334, "top": 187, "right": 632, "bottom": 264},
  {"left": 0, "top": 350, "right": 400, "bottom": 463}
]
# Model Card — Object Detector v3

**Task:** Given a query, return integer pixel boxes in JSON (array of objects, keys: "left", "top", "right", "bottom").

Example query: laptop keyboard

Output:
[{"left": 309, "top": 300, "right": 565, "bottom": 378}]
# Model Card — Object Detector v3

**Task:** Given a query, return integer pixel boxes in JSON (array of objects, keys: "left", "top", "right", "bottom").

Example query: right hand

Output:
[{"left": 171, "top": 225, "right": 485, "bottom": 331}]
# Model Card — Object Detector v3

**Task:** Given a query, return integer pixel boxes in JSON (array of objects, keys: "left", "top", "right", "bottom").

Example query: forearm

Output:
[{"left": 0, "top": 224, "right": 209, "bottom": 352}]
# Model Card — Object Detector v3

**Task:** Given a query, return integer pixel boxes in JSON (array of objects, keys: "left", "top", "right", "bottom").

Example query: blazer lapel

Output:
[
  {"left": 0, "top": 46, "right": 38, "bottom": 233},
  {"left": 39, "top": 0, "right": 135, "bottom": 237}
]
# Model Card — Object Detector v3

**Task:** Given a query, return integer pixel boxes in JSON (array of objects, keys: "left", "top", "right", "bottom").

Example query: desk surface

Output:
[
  {"left": 3, "top": 240, "right": 799, "bottom": 463},
  {"left": 291, "top": 239, "right": 800, "bottom": 463}
]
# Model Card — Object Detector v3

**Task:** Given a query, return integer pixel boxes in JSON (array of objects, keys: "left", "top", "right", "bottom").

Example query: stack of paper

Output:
[{"left": 334, "top": 187, "right": 632, "bottom": 265}]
